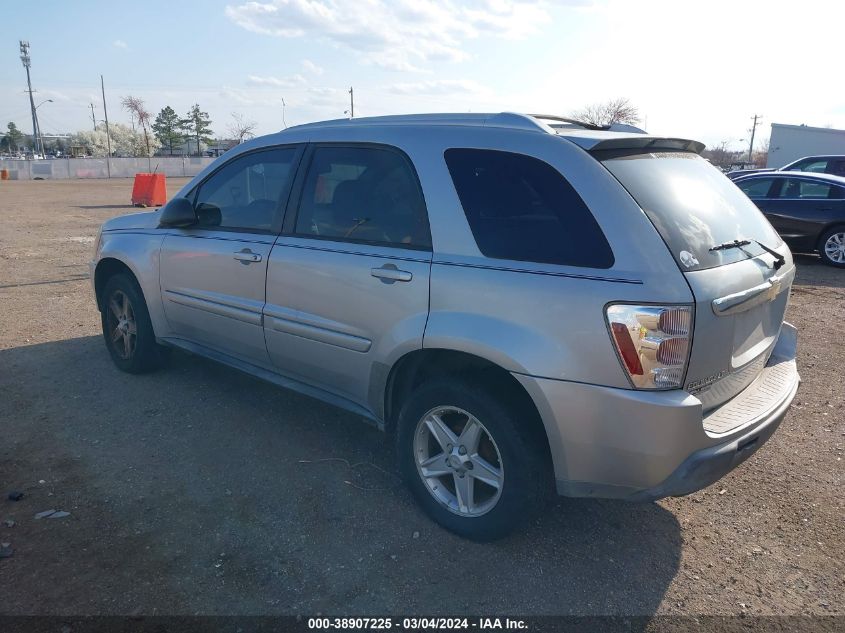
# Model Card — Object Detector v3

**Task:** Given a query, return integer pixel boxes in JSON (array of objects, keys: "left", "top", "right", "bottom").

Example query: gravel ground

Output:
[{"left": 0, "top": 179, "right": 842, "bottom": 617}]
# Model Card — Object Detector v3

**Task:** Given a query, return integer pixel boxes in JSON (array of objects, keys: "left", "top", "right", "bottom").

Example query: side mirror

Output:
[{"left": 158, "top": 197, "right": 197, "bottom": 228}]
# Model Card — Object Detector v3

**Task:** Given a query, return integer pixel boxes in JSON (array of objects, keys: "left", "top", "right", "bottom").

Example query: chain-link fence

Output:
[{"left": 0, "top": 156, "right": 217, "bottom": 180}]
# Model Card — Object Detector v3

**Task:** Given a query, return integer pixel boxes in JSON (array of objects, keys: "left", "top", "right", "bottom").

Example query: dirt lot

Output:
[{"left": 0, "top": 179, "right": 843, "bottom": 617}]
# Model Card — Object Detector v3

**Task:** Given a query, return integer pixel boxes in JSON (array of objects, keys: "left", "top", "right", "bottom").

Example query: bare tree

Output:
[
  {"left": 228, "top": 112, "right": 257, "bottom": 144},
  {"left": 701, "top": 140, "right": 745, "bottom": 169},
  {"left": 121, "top": 95, "right": 152, "bottom": 157},
  {"left": 571, "top": 97, "right": 640, "bottom": 127}
]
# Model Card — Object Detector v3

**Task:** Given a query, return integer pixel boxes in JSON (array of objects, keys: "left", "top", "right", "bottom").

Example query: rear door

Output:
[
  {"left": 264, "top": 144, "right": 432, "bottom": 408},
  {"left": 601, "top": 152, "right": 793, "bottom": 412},
  {"left": 159, "top": 146, "right": 302, "bottom": 364},
  {"left": 761, "top": 177, "right": 844, "bottom": 250}
]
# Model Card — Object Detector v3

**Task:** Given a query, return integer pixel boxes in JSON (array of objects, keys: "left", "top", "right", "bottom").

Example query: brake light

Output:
[{"left": 605, "top": 305, "right": 693, "bottom": 389}]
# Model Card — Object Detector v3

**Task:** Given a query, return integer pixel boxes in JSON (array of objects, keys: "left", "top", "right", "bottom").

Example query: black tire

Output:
[
  {"left": 100, "top": 273, "right": 169, "bottom": 373},
  {"left": 396, "top": 378, "right": 548, "bottom": 541},
  {"left": 818, "top": 226, "right": 845, "bottom": 268}
]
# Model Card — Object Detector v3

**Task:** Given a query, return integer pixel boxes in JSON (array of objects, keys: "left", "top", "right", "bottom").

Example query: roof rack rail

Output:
[{"left": 528, "top": 114, "right": 610, "bottom": 131}]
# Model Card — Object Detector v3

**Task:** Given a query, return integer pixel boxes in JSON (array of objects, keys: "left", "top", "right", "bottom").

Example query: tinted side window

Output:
[
  {"left": 778, "top": 178, "right": 832, "bottom": 199},
  {"left": 737, "top": 178, "right": 775, "bottom": 198},
  {"left": 796, "top": 160, "right": 827, "bottom": 173},
  {"left": 194, "top": 148, "right": 297, "bottom": 232},
  {"left": 829, "top": 160, "right": 845, "bottom": 177},
  {"left": 294, "top": 146, "right": 431, "bottom": 249},
  {"left": 444, "top": 149, "right": 613, "bottom": 268}
]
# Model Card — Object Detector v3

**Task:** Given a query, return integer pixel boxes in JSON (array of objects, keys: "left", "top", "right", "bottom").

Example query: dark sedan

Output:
[{"left": 734, "top": 172, "right": 845, "bottom": 267}]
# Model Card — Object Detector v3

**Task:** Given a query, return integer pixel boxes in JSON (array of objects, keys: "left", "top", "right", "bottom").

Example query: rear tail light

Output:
[{"left": 605, "top": 304, "right": 693, "bottom": 389}]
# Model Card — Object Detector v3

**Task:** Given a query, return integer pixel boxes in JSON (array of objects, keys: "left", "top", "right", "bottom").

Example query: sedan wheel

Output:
[
  {"left": 414, "top": 406, "right": 504, "bottom": 517},
  {"left": 822, "top": 230, "right": 845, "bottom": 265}
]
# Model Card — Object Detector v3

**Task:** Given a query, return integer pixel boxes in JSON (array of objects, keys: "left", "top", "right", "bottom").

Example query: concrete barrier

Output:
[{"left": 0, "top": 156, "right": 217, "bottom": 180}]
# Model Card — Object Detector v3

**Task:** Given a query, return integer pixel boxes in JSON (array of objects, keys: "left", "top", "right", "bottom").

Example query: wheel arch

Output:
[
  {"left": 94, "top": 257, "right": 141, "bottom": 311},
  {"left": 383, "top": 349, "right": 553, "bottom": 466}
]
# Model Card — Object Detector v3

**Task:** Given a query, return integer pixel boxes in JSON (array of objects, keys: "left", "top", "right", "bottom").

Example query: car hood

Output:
[{"left": 102, "top": 210, "right": 160, "bottom": 231}]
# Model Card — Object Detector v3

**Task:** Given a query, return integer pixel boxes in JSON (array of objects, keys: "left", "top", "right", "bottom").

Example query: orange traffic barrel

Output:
[{"left": 0, "top": 169, "right": 9, "bottom": 180}]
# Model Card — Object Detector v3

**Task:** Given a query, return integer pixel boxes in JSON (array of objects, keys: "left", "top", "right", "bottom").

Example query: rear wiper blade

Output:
[
  {"left": 709, "top": 239, "right": 751, "bottom": 252},
  {"left": 709, "top": 238, "right": 785, "bottom": 270},
  {"left": 754, "top": 239, "right": 786, "bottom": 269}
]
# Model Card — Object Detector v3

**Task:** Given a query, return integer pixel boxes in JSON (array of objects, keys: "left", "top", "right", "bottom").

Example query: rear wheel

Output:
[
  {"left": 100, "top": 274, "right": 169, "bottom": 373},
  {"left": 396, "top": 379, "right": 547, "bottom": 541},
  {"left": 819, "top": 226, "right": 845, "bottom": 267}
]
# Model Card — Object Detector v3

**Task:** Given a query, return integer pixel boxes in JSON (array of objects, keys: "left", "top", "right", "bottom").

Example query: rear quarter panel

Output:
[{"left": 409, "top": 127, "right": 693, "bottom": 386}]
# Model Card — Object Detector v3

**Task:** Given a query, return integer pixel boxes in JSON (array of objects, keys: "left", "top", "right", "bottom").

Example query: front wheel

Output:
[
  {"left": 819, "top": 226, "right": 845, "bottom": 267},
  {"left": 396, "top": 379, "right": 547, "bottom": 541},
  {"left": 100, "top": 273, "right": 169, "bottom": 373}
]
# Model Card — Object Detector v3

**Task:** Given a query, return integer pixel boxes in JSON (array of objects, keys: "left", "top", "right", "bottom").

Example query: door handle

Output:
[
  {"left": 371, "top": 264, "right": 412, "bottom": 283},
  {"left": 233, "top": 249, "right": 262, "bottom": 264}
]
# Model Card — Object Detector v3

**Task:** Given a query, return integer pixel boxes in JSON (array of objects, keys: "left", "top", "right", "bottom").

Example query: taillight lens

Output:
[{"left": 605, "top": 305, "right": 692, "bottom": 389}]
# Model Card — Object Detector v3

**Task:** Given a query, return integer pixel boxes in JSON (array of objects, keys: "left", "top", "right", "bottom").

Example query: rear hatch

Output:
[{"left": 597, "top": 148, "right": 793, "bottom": 412}]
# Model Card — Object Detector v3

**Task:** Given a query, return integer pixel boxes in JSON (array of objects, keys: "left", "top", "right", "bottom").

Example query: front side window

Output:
[
  {"left": 444, "top": 148, "right": 614, "bottom": 268},
  {"left": 294, "top": 146, "right": 431, "bottom": 249},
  {"left": 737, "top": 177, "right": 776, "bottom": 198},
  {"left": 194, "top": 148, "right": 298, "bottom": 232}
]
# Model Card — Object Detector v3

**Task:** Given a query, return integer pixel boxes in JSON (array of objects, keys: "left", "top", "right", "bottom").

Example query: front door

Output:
[
  {"left": 159, "top": 146, "right": 302, "bottom": 364},
  {"left": 264, "top": 144, "right": 433, "bottom": 409}
]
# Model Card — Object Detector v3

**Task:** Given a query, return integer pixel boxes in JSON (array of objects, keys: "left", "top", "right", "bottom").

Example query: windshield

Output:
[{"left": 602, "top": 151, "right": 783, "bottom": 272}]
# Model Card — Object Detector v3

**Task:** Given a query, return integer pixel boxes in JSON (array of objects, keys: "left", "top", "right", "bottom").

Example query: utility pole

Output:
[
  {"left": 20, "top": 40, "right": 42, "bottom": 156},
  {"left": 281, "top": 98, "right": 287, "bottom": 129},
  {"left": 748, "top": 114, "right": 762, "bottom": 164},
  {"left": 101, "top": 75, "right": 112, "bottom": 178},
  {"left": 89, "top": 103, "right": 97, "bottom": 130},
  {"left": 349, "top": 86, "right": 354, "bottom": 118}
]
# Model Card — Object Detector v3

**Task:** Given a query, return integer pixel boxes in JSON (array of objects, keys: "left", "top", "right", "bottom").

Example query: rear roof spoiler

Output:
[{"left": 581, "top": 136, "right": 706, "bottom": 155}]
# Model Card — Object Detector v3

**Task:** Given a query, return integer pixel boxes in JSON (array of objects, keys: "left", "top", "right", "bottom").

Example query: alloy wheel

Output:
[
  {"left": 413, "top": 406, "right": 504, "bottom": 517},
  {"left": 106, "top": 289, "right": 137, "bottom": 359},
  {"left": 823, "top": 231, "right": 845, "bottom": 264}
]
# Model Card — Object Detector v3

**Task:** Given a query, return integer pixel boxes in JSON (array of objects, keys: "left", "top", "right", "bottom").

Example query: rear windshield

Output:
[{"left": 601, "top": 151, "right": 783, "bottom": 271}]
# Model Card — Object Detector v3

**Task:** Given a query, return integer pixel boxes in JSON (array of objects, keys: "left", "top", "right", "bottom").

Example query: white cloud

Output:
[
  {"left": 247, "top": 74, "right": 307, "bottom": 88},
  {"left": 225, "top": 0, "right": 550, "bottom": 71},
  {"left": 112, "top": 39, "right": 128, "bottom": 49},
  {"left": 301, "top": 59, "right": 324, "bottom": 75}
]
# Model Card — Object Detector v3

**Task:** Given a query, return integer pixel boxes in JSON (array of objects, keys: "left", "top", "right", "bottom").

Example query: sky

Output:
[{"left": 3, "top": 0, "right": 844, "bottom": 150}]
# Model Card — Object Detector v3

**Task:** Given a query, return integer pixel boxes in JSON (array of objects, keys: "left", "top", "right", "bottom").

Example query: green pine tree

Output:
[
  {"left": 180, "top": 104, "right": 213, "bottom": 157},
  {"left": 152, "top": 106, "right": 183, "bottom": 156}
]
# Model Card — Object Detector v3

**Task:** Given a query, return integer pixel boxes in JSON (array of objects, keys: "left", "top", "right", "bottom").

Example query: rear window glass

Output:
[
  {"left": 444, "top": 148, "right": 614, "bottom": 268},
  {"left": 602, "top": 152, "right": 782, "bottom": 271}
]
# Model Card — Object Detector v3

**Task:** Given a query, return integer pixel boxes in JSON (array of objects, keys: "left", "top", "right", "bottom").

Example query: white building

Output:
[{"left": 767, "top": 123, "right": 845, "bottom": 168}]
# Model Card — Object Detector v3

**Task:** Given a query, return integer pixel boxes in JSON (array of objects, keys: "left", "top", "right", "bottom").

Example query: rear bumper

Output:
[{"left": 515, "top": 322, "right": 799, "bottom": 500}]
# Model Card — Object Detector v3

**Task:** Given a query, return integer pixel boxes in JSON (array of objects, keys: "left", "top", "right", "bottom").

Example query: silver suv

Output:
[{"left": 91, "top": 113, "right": 800, "bottom": 540}]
